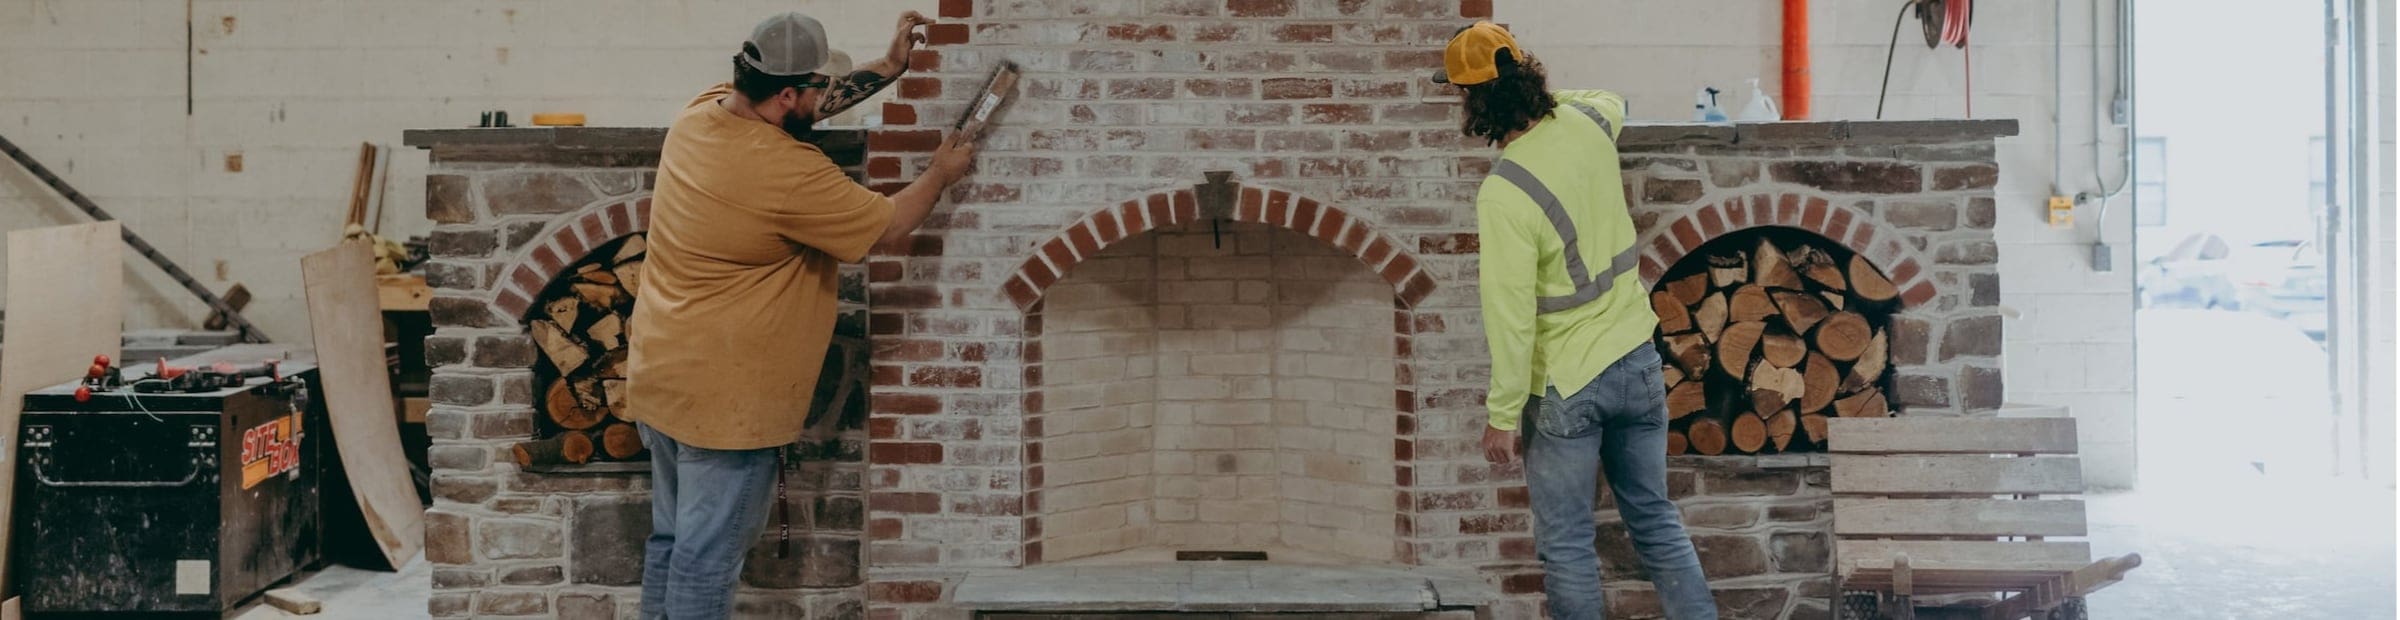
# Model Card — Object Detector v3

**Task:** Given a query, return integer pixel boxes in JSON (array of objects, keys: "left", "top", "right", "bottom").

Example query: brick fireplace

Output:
[{"left": 407, "top": 2, "right": 2016, "bottom": 617}]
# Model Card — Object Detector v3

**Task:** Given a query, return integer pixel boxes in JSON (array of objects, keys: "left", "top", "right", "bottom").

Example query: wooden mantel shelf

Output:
[{"left": 378, "top": 274, "right": 431, "bottom": 312}]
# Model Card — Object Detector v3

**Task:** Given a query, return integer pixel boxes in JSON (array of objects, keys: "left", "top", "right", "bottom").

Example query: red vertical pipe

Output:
[{"left": 1781, "top": 0, "right": 1811, "bottom": 120}]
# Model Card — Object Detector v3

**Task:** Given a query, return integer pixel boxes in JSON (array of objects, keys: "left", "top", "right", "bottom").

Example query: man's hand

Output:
[
  {"left": 1481, "top": 425, "right": 1518, "bottom": 464},
  {"left": 887, "top": 11, "right": 934, "bottom": 68},
  {"left": 928, "top": 132, "right": 979, "bottom": 185}
]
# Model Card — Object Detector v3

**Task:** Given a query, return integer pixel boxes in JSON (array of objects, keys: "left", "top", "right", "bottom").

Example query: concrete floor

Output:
[{"left": 229, "top": 554, "right": 431, "bottom": 620}]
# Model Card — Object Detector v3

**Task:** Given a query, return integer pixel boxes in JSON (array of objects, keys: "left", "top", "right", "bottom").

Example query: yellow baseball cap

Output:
[{"left": 1431, "top": 21, "right": 1525, "bottom": 86}]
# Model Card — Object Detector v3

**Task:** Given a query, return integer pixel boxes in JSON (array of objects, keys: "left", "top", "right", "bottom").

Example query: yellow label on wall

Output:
[{"left": 2047, "top": 196, "right": 2075, "bottom": 229}]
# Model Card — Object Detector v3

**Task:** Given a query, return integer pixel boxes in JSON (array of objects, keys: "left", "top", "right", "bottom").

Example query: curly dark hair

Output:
[
  {"left": 1458, "top": 52, "right": 1556, "bottom": 146},
  {"left": 730, "top": 45, "right": 827, "bottom": 102}
]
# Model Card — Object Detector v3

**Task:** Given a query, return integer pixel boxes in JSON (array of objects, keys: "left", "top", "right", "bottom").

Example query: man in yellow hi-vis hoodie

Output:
[{"left": 1436, "top": 21, "right": 1717, "bottom": 620}]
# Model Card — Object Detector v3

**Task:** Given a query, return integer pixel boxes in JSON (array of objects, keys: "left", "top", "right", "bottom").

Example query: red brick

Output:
[
  {"left": 1461, "top": 0, "right": 1493, "bottom": 17},
  {"left": 1182, "top": 78, "right": 1254, "bottom": 98},
  {"left": 878, "top": 340, "right": 945, "bottom": 362},
  {"left": 531, "top": 244, "right": 564, "bottom": 276},
  {"left": 908, "top": 366, "right": 984, "bottom": 388},
  {"left": 606, "top": 201, "right": 633, "bottom": 236},
  {"left": 510, "top": 266, "right": 542, "bottom": 295},
  {"left": 1185, "top": 128, "right": 1256, "bottom": 150},
  {"left": 1777, "top": 194, "right": 1802, "bottom": 224},
  {"left": 1262, "top": 78, "right": 1333, "bottom": 100},
  {"left": 1362, "top": 236, "right": 1396, "bottom": 268},
  {"left": 1228, "top": 0, "right": 1293, "bottom": 16},
  {"left": 1670, "top": 218, "right": 1702, "bottom": 254},
  {"left": 1699, "top": 207, "right": 1727, "bottom": 238},
  {"left": 937, "top": 0, "right": 972, "bottom": 17},
  {"left": 1264, "top": 191, "right": 1293, "bottom": 226},
  {"left": 1394, "top": 439, "right": 1414, "bottom": 461},
  {"left": 1418, "top": 233, "right": 1478, "bottom": 254},
  {"left": 1272, "top": 23, "right": 1334, "bottom": 43},
  {"left": 1337, "top": 214, "right": 1370, "bottom": 252},
  {"left": 1502, "top": 572, "right": 1544, "bottom": 594},
  {"left": 1170, "top": 191, "right": 1198, "bottom": 224},
  {"left": 881, "top": 103, "right": 918, "bottom": 128},
  {"left": 1640, "top": 256, "right": 1664, "bottom": 284},
  {"left": 1846, "top": 222, "right": 1878, "bottom": 254},
  {"left": 867, "top": 580, "right": 944, "bottom": 603},
  {"left": 1065, "top": 224, "right": 1098, "bottom": 259},
  {"left": 1291, "top": 196, "right": 1322, "bottom": 230},
  {"left": 869, "top": 261, "right": 904, "bottom": 283},
  {"left": 1022, "top": 254, "right": 1060, "bottom": 288},
  {"left": 899, "top": 77, "right": 942, "bottom": 99},
  {"left": 1092, "top": 210, "right": 1122, "bottom": 244},
  {"left": 867, "top": 156, "right": 903, "bottom": 179},
  {"left": 1395, "top": 389, "right": 1416, "bottom": 413},
  {"left": 869, "top": 518, "right": 905, "bottom": 541},
  {"left": 1651, "top": 235, "right": 1681, "bottom": 265},
  {"left": 1901, "top": 280, "right": 1937, "bottom": 307},
  {"left": 1500, "top": 537, "right": 1535, "bottom": 560},
  {"left": 1108, "top": 78, "right": 1176, "bottom": 100},
  {"left": 1499, "top": 486, "right": 1530, "bottom": 508},
  {"left": 868, "top": 417, "right": 900, "bottom": 440},
  {"left": 1399, "top": 271, "right": 1436, "bottom": 307},
  {"left": 1803, "top": 196, "right": 1831, "bottom": 232},
  {"left": 908, "top": 49, "right": 942, "bottom": 73},
  {"left": 869, "top": 313, "right": 904, "bottom": 336},
  {"left": 1147, "top": 192, "right": 1176, "bottom": 225},
  {"left": 1237, "top": 186, "right": 1265, "bottom": 222},
  {"left": 925, "top": 23, "right": 969, "bottom": 45},
  {"left": 869, "top": 130, "right": 944, "bottom": 152},
  {"left": 1301, "top": 103, "right": 1372, "bottom": 125},
  {"left": 1036, "top": 240, "right": 1075, "bottom": 273},
  {"left": 1725, "top": 198, "right": 1750, "bottom": 228},
  {"left": 1826, "top": 206, "right": 1857, "bottom": 243},
  {"left": 870, "top": 442, "right": 943, "bottom": 464},
  {"left": 1116, "top": 200, "right": 1150, "bottom": 234},
  {"left": 1747, "top": 194, "right": 1773, "bottom": 226},
  {"left": 874, "top": 393, "right": 941, "bottom": 415},
  {"left": 1313, "top": 206, "right": 1349, "bottom": 244},
  {"left": 1105, "top": 23, "right": 1175, "bottom": 42},
  {"left": 1394, "top": 336, "right": 1412, "bottom": 360},
  {"left": 1889, "top": 258, "right": 1921, "bottom": 285},
  {"left": 1380, "top": 252, "right": 1419, "bottom": 286},
  {"left": 495, "top": 289, "right": 531, "bottom": 319}
]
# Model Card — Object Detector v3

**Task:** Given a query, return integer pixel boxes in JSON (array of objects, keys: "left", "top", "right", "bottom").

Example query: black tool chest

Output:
[{"left": 14, "top": 347, "right": 324, "bottom": 615}]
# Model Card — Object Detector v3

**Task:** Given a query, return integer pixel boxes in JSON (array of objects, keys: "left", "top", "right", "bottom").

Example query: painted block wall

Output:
[{"left": 3, "top": 0, "right": 2392, "bottom": 488}]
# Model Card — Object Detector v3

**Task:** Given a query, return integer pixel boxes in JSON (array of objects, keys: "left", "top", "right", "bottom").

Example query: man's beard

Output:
[{"left": 780, "top": 108, "right": 819, "bottom": 142}]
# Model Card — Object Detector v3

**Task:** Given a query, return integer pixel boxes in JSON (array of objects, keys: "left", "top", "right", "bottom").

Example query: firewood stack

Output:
[
  {"left": 515, "top": 234, "right": 649, "bottom": 466},
  {"left": 1652, "top": 234, "right": 1897, "bottom": 456}
]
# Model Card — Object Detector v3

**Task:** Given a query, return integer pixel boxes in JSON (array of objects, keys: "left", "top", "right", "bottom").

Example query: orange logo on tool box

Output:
[{"left": 239, "top": 414, "right": 302, "bottom": 489}]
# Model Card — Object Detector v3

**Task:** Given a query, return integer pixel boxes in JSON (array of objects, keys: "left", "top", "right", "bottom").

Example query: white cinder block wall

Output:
[{"left": 3, "top": 0, "right": 2392, "bottom": 488}]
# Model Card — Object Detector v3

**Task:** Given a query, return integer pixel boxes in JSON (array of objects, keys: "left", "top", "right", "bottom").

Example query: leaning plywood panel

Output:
[
  {"left": 0, "top": 223, "right": 122, "bottom": 607},
  {"left": 301, "top": 242, "right": 424, "bottom": 568}
]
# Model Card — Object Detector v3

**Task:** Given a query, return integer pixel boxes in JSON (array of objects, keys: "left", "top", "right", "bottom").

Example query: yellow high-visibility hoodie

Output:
[{"left": 1476, "top": 89, "right": 1658, "bottom": 431}]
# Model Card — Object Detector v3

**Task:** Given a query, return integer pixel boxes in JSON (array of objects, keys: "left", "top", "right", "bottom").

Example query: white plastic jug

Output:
[{"left": 1738, "top": 78, "right": 1780, "bottom": 122}]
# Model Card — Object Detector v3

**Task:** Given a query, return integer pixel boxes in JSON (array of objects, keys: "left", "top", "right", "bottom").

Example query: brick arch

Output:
[
  {"left": 1637, "top": 192, "right": 1938, "bottom": 307},
  {"left": 491, "top": 195, "right": 652, "bottom": 320},
  {"left": 998, "top": 185, "right": 1437, "bottom": 310}
]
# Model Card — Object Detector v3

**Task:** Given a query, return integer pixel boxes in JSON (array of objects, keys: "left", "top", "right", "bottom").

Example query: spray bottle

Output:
[{"left": 1693, "top": 87, "right": 1728, "bottom": 122}]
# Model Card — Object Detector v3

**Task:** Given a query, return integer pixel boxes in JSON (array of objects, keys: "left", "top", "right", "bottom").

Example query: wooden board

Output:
[
  {"left": 0, "top": 223, "right": 123, "bottom": 602},
  {"left": 1832, "top": 499, "right": 2089, "bottom": 537},
  {"left": 1836, "top": 540, "right": 2093, "bottom": 574},
  {"left": 1827, "top": 417, "right": 2081, "bottom": 454},
  {"left": 302, "top": 241, "right": 426, "bottom": 569},
  {"left": 1829, "top": 454, "right": 2085, "bottom": 495},
  {"left": 375, "top": 273, "right": 430, "bottom": 312}
]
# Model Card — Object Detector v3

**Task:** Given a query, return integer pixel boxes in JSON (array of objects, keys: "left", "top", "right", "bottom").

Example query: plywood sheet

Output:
[
  {"left": 301, "top": 242, "right": 423, "bottom": 569},
  {"left": 0, "top": 223, "right": 122, "bottom": 600}
]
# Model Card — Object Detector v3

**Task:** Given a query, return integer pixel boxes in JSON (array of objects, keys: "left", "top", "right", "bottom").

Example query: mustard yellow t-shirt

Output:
[{"left": 625, "top": 84, "right": 895, "bottom": 450}]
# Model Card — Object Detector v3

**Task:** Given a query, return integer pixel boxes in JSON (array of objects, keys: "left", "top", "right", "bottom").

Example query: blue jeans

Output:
[
  {"left": 639, "top": 423, "right": 780, "bottom": 620},
  {"left": 1524, "top": 344, "right": 1717, "bottom": 620}
]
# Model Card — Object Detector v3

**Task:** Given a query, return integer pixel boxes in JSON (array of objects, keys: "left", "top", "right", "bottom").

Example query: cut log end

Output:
[
  {"left": 1731, "top": 413, "right": 1767, "bottom": 453},
  {"left": 1849, "top": 255, "right": 1899, "bottom": 302},
  {"left": 1667, "top": 272, "right": 1710, "bottom": 307},
  {"left": 1667, "top": 381, "right": 1707, "bottom": 421},
  {"left": 1667, "top": 430, "right": 1689, "bottom": 456},
  {"left": 546, "top": 380, "right": 606, "bottom": 431},
  {"left": 513, "top": 432, "right": 595, "bottom": 466},
  {"left": 1801, "top": 413, "right": 1830, "bottom": 444},
  {"left": 1814, "top": 312, "right": 1873, "bottom": 362},
  {"left": 600, "top": 423, "right": 644, "bottom": 460},
  {"left": 1765, "top": 409, "right": 1797, "bottom": 451},
  {"left": 1653, "top": 290, "right": 1694, "bottom": 334},
  {"left": 1688, "top": 419, "right": 1729, "bottom": 455}
]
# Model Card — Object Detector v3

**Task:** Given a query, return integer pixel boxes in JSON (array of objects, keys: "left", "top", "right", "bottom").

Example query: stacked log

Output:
[
  {"left": 1654, "top": 235, "right": 1897, "bottom": 456},
  {"left": 515, "top": 234, "right": 649, "bottom": 466}
]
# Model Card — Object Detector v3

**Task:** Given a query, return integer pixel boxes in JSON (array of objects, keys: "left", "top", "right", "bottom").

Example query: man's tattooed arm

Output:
[{"left": 818, "top": 67, "right": 901, "bottom": 118}]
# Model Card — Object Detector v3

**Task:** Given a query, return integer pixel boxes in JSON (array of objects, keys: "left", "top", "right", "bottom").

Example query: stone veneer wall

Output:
[{"left": 405, "top": 129, "right": 877, "bottom": 619}]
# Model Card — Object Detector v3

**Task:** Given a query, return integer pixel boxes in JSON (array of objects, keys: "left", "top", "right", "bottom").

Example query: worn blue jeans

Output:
[
  {"left": 1524, "top": 344, "right": 1718, "bottom": 620},
  {"left": 639, "top": 423, "right": 780, "bottom": 620}
]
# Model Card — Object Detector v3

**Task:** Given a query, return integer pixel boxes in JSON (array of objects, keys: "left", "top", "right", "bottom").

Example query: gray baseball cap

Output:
[{"left": 741, "top": 12, "right": 830, "bottom": 76}]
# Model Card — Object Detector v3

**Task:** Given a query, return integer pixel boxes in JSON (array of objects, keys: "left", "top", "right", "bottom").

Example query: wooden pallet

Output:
[{"left": 1829, "top": 417, "right": 2141, "bottom": 620}]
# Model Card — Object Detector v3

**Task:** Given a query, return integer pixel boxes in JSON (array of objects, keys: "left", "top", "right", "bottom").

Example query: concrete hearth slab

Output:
[{"left": 952, "top": 564, "right": 1493, "bottom": 614}]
